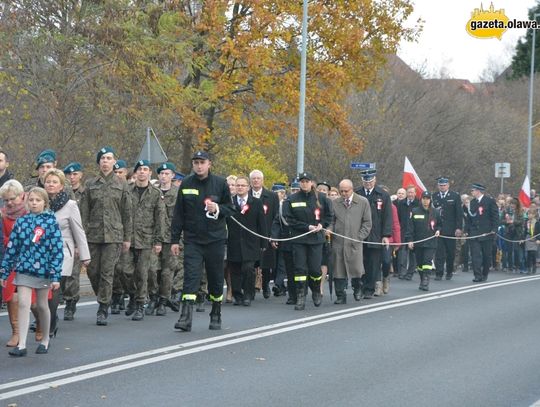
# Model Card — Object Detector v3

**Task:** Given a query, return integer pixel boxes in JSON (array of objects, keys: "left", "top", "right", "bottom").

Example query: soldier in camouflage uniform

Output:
[
  {"left": 80, "top": 146, "right": 133, "bottom": 326},
  {"left": 121, "top": 160, "right": 165, "bottom": 321},
  {"left": 111, "top": 159, "right": 130, "bottom": 314},
  {"left": 61, "top": 162, "right": 85, "bottom": 321},
  {"left": 146, "top": 162, "right": 180, "bottom": 316}
]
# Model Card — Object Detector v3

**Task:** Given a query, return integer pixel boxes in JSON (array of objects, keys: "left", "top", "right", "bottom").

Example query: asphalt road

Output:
[{"left": 2, "top": 270, "right": 540, "bottom": 407}]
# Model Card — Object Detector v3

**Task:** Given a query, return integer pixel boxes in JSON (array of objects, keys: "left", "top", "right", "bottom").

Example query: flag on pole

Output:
[
  {"left": 519, "top": 175, "right": 531, "bottom": 208},
  {"left": 402, "top": 157, "right": 427, "bottom": 199}
]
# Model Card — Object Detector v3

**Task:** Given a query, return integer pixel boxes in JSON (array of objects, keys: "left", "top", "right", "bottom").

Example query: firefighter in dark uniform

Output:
[
  {"left": 406, "top": 191, "right": 441, "bottom": 291},
  {"left": 465, "top": 183, "right": 498, "bottom": 282},
  {"left": 282, "top": 172, "right": 333, "bottom": 310},
  {"left": 356, "top": 169, "right": 393, "bottom": 299},
  {"left": 431, "top": 177, "right": 463, "bottom": 281},
  {"left": 170, "top": 151, "right": 235, "bottom": 331}
]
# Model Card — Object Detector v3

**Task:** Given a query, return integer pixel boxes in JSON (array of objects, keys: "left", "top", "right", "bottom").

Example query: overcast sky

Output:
[{"left": 397, "top": 0, "right": 538, "bottom": 81}]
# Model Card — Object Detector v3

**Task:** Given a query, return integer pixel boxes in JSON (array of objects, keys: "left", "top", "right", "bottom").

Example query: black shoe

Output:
[
  {"left": 312, "top": 292, "right": 322, "bottom": 307},
  {"left": 156, "top": 300, "right": 167, "bottom": 316},
  {"left": 334, "top": 294, "right": 347, "bottom": 305},
  {"left": 233, "top": 297, "right": 242, "bottom": 306},
  {"left": 353, "top": 291, "right": 362, "bottom": 301},
  {"left": 209, "top": 302, "right": 222, "bottom": 330},
  {"left": 145, "top": 296, "right": 158, "bottom": 316},
  {"left": 472, "top": 278, "right": 482, "bottom": 282},
  {"left": 36, "top": 344, "right": 48, "bottom": 354},
  {"left": 125, "top": 297, "right": 136, "bottom": 317},
  {"left": 96, "top": 304, "right": 108, "bottom": 326},
  {"left": 445, "top": 274, "right": 453, "bottom": 281},
  {"left": 363, "top": 293, "right": 373, "bottom": 299},
  {"left": 263, "top": 289, "right": 270, "bottom": 299},
  {"left": 167, "top": 297, "right": 180, "bottom": 313},
  {"left": 64, "top": 301, "right": 75, "bottom": 320},
  {"left": 286, "top": 297, "right": 296, "bottom": 305},
  {"left": 175, "top": 301, "right": 193, "bottom": 331},
  {"left": 9, "top": 346, "right": 27, "bottom": 357},
  {"left": 404, "top": 275, "right": 413, "bottom": 281},
  {"left": 242, "top": 299, "right": 251, "bottom": 306},
  {"left": 434, "top": 275, "right": 442, "bottom": 281}
]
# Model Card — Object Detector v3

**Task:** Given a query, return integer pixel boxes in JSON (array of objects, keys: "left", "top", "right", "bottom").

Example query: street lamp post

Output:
[
  {"left": 527, "top": 14, "right": 540, "bottom": 183},
  {"left": 296, "top": 0, "right": 308, "bottom": 175}
]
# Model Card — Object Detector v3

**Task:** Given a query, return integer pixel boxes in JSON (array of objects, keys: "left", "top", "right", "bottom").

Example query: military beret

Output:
[
  {"left": 63, "top": 162, "right": 83, "bottom": 174},
  {"left": 157, "top": 162, "right": 177, "bottom": 174},
  {"left": 36, "top": 149, "right": 56, "bottom": 169},
  {"left": 471, "top": 183, "right": 486, "bottom": 191},
  {"left": 361, "top": 169, "right": 377, "bottom": 181},
  {"left": 191, "top": 150, "right": 210, "bottom": 160},
  {"left": 113, "top": 159, "right": 127, "bottom": 170},
  {"left": 134, "top": 159, "right": 151, "bottom": 172},
  {"left": 96, "top": 146, "right": 115, "bottom": 164}
]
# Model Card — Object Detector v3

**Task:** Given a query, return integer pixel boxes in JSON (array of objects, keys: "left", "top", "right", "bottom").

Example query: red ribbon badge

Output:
[
  {"left": 263, "top": 204, "right": 268, "bottom": 215},
  {"left": 377, "top": 200, "right": 383, "bottom": 210},
  {"left": 32, "top": 226, "right": 45, "bottom": 244},
  {"left": 314, "top": 208, "right": 320, "bottom": 221},
  {"left": 478, "top": 206, "right": 484, "bottom": 216},
  {"left": 241, "top": 204, "right": 250, "bottom": 215}
]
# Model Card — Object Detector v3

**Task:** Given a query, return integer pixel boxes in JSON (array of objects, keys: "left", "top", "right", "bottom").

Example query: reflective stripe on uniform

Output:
[
  {"left": 294, "top": 275, "right": 307, "bottom": 281},
  {"left": 209, "top": 294, "right": 223, "bottom": 302},
  {"left": 291, "top": 202, "right": 307, "bottom": 208},
  {"left": 421, "top": 265, "right": 433, "bottom": 270},
  {"left": 182, "top": 293, "right": 197, "bottom": 301},
  {"left": 413, "top": 214, "right": 425, "bottom": 219},
  {"left": 416, "top": 267, "right": 423, "bottom": 272},
  {"left": 309, "top": 275, "right": 322, "bottom": 281},
  {"left": 182, "top": 189, "right": 199, "bottom": 195}
]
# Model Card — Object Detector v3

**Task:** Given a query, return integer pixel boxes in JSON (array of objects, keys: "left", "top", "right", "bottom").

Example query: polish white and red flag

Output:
[
  {"left": 519, "top": 175, "right": 531, "bottom": 208},
  {"left": 402, "top": 157, "right": 427, "bottom": 199}
]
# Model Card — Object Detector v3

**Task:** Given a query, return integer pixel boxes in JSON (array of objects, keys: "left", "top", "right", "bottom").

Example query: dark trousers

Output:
[
  {"left": 292, "top": 243, "right": 323, "bottom": 285},
  {"left": 435, "top": 238, "right": 456, "bottom": 277},
  {"left": 182, "top": 240, "right": 226, "bottom": 302},
  {"left": 526, "top": 250, "right": 537, "bottom": 271},
  {"left": 414, "top": 247, "right": 436, "bottom": 272},
  {"left": 362, "top": 246, "right": 382, "bottom": 295},
  {"left": 470, "top": 238, "right": 492, "bottom": 280},
  {"left": 382, "top": 247, "right": 392, "bottom": 278},
  {"left": 228, "top": 260, "right": 256, "bottom": 300}
]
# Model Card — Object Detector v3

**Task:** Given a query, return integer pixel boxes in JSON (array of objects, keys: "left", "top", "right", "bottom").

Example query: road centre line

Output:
[{"left": 1, "top": 275, "right": 539, "bottom": 401}]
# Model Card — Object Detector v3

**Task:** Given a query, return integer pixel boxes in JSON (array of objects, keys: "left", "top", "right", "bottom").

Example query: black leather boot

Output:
[
  {"left": 309, "top": 279, "right": 322, "bottom": 307},
  {"left": 294, "top": 282, "right": 306, "bottom": 311},
  {"left": 209, "top": 302, "right": 222, "bottom": 330},
  {"left": 418, "top": 271, "right": 426, "bottom": 291},
  {"left": 423, "top": 271, "right": 430, "bottom": 291},
  {"left": 125, "top": 295, "right": 136, "bottom": 316},
  {"left": 110, "top": 294, "right": 121, "bottom": 315},
  {"left": 96, "top": 303, "right": 108, "bottom": 326},
  {"left": 145, "top": 295, "right": 158, "bottom": 316},
  {"left": 132, "top": 303, "right": 144, "bottom": 321},
  {"left": 156, "top": 297, "right": 167, "bottom": 316},
  {"left": 333, "top": 279, "right": 347, "bottom": 304},
  {"left": 64, "top": 300, "right": 75, "bottom": 320},
  {"left": 174, "top": 301, "right": 194, "bottom": 331},
  {"left": 351, "top": 278, "right": 362, "bottom": 301},
  {"left": 195, "top": 293, "right": 206, "bottom": 312}
]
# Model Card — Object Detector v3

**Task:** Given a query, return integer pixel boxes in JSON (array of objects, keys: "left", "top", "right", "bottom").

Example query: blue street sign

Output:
[{"left": 350, "top": 162, "right": 376, "bottom": 170}]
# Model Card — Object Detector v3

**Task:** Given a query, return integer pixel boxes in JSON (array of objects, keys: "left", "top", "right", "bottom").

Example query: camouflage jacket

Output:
[
  {"left": 80, "top": 172, "right": 132, "bottom": 244},
  {"left": 160, "top": 185, "right": 178, "bottom": 244},
  {"left": 128, "top": 183, "right": 165, "bottom": 249}
]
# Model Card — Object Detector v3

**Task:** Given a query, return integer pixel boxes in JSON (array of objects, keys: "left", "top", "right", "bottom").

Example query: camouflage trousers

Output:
[
  {"left": 87, "top": 243, "right": 122, "bottom": 305},
  {"left": 61, "top": 254, "right": 82, "bottom": 302},
  {"left": 123, "top": 248, "right": 152, "bottom": 304},
  {"left": 148, "top": 243, "right": 180, "bottom": 300},
  {"left": 112, "top": 251, "right": 130, "bottom": 296}
]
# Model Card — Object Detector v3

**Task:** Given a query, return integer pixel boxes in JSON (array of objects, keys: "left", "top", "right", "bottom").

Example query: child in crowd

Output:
[{"left": 0, "top": 187, "right": 63, "bottom": 356}]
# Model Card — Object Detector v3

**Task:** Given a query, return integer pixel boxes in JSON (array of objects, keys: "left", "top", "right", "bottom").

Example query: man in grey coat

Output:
[{"left": 329, "top": 179, "right": 372, "bottom": 304}]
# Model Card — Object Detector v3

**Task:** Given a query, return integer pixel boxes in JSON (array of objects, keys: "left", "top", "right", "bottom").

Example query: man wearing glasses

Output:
[{"left": 328, "top": 179, "right": 372, "bottom": 304}]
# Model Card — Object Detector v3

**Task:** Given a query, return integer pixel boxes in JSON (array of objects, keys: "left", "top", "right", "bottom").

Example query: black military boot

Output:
[
  {"left": 132, "top": 303, "right": 144, "bottom": 321},
  {"left": 118, "top": 294, "right": 126, "bottom": 311},
  {"left": 174, "top": 301, "right": 194, "bottom": 331},
  {"left": 145, "top": 295, "right": 158, "bottom": 316},
  {"left": 209, "top": 302, "right": 222, "bottom": 330},
  {"left": 125, "top": 295, "right": 136, "bottom": 316},
  {"left": 195, "top": 293, "right": 206, "bottom": 312},
  {"left": 110, "top": 294, "right": 121, "bottom": 315},
  {"left": 309, "top": 279, "right": 322, "bottom": 307},
  {"left": 351, "top": 278, "right": 362, "bottom": 301},
  {"left": 423, "top": 271, "right": 431, "bottom": 291},
  {"left": 418, "top": 271, "right": 426, "bottom": 291},
  {"left": 64, "top": 300, "right": 74, "bottom": 321},
  {"left": 294, "top": 282, "right": 306, "bottom": 311},
  {"left": 96, "top": 303, "right": 108, "bottom": 326},
  {"left": 286, "top": 281, "right": 297, "bottom": 305},
  {"left": 167, "top": 291, "right": 181, "bottom": 312},
  {"left": 333, "top": 279, "right": 347, "bottom": 304},
  {"left": 155, "top": 297, "right": 167, "bottom": 316}
]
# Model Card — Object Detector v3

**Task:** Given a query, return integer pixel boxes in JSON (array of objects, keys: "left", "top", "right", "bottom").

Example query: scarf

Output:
[
  {"left": 1, "top": 200, "right": 27, "bottom": 220},
  {"left": 49, "top": 190, "right": 70, "bottom": 212}
]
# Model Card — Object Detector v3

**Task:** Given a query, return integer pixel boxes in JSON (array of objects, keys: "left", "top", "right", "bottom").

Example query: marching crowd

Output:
[{"left": 0, "top": 147, "right": 539, "bottom": 357}]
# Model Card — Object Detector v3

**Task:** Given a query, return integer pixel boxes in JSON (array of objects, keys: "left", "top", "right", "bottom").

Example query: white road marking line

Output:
[{"left": 1, "top": 275, "right": 539, "bottom": 401}]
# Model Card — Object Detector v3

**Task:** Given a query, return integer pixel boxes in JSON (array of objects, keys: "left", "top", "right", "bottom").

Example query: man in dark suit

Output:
[
  {"left": 226, "top": 176, "right": 267, "bottom": 306},
  {"left": 397, "top": 186, "right": 419, "bottom": 280},
  {"left": 249, "top": 169, "right": 279, "bottom": 298},
  {"left": 465, "top": 183, "right": 498, "bottom": 282},
  {"left": 432, "top": 177, "right": 464, "bottom": 281},
  {"left": 356, "top": 169, "right": 393, "bottom": 299}
]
